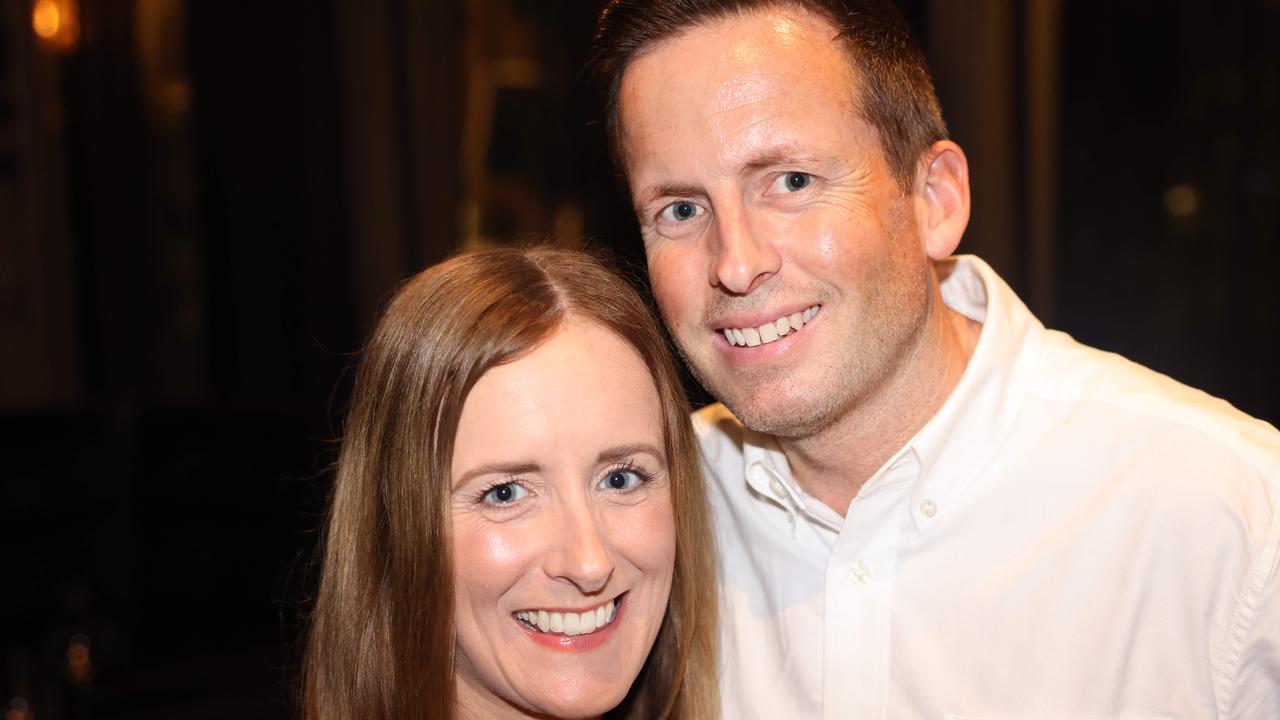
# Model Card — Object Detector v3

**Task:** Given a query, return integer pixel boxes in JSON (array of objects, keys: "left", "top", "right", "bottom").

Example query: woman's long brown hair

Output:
[{"left": 301, "top": 247, "right": 717, "bottom": 719}]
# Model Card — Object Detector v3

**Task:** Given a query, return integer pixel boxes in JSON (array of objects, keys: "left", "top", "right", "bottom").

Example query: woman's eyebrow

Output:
[
  {"left": 597, "top": 443, "right": 666, "bottom": 464},
  {"left": 452, "top": 462, "right": 541, "bottom": 488},
  {"left": 452, "top": 445, "right": 665, "bottom": 488}
]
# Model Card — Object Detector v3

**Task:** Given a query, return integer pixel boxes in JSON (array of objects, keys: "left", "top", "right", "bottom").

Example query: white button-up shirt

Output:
[{"left": 696, "top": 256, "right": 1280, "bottom": 719}]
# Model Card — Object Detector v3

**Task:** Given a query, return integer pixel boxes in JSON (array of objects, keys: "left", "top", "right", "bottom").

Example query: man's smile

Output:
[{"left": 719, "top": 305, "right": 821, "bottom": 347}]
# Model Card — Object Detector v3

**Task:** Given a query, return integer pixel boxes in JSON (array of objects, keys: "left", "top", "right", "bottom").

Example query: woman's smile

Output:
[
  {"left": 514, "top": 592, "right": 620, "bottom": 636},
  {"left": 512, "top": 593, "right": 629, "bottom": 652}
]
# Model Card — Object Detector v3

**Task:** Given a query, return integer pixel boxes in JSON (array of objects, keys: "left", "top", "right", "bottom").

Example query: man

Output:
[{"left": 593, "top": 1, "right": 1280, "bottom": 718}]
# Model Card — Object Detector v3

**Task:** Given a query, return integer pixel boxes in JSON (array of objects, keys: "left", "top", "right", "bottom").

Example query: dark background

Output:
[{"left": 2, "top": 1, "right": 1277, "bottom": 717}]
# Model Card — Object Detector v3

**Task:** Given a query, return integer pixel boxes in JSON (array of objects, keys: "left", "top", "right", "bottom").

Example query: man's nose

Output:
[
  {"left": 709, "top": 202, "right": 780, "bottom": 295},
  {"left": 542, "top": 502, "right": 613, "bottom": 594}
]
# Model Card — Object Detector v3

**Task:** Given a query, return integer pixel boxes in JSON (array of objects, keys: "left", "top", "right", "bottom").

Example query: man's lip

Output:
[
  {"left": 716, "top": 305, "right": 821, "bottom": 349},
  {"left": 711, "top": 303, "right": 819, "bottom": 330}
]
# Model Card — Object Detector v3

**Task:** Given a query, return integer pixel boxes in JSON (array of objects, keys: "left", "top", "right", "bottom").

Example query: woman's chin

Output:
[
  {"left": 472, "top": 683, "right": 628, "bottom": 720},
  {"left": 457, "top": 654, "right": 637, "bottom": 720},
  {"left": 527, "top": 689, "right": 626, "bottom": 720}
]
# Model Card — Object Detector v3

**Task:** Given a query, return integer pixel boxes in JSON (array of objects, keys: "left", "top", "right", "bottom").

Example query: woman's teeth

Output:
[
  {"left": 723, "top": 305, "right": 819, "bottom": 347},
  {"left": 515, "top": 598, "right": 618, "bottom": 636}
]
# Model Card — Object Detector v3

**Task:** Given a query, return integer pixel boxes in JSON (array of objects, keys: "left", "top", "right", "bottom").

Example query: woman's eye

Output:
[
  {"left": 773, "top": 171, "right": 813, "bottom": 193},
  {"left": 599, "top": 469, "right": 645, "bottom": 491},
  {"left": 482, "top": 482, "right": 528, "bottom": 505},
  {"left": 659, "top": 200, "right": 704, "bottom": 222}
]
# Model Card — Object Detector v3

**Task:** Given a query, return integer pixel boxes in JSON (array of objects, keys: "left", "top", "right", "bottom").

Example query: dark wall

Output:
[
  {"left": 1057, "top": 0, "right": 1280, "bottom": 424},
  {"left": 4, "top": 1, "right": 355, "bottom": 718}
]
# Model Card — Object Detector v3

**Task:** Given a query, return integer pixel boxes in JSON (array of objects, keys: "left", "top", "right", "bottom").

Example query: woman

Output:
[{"left": 301, "top": 247, "right": 717, "bottom": 719}]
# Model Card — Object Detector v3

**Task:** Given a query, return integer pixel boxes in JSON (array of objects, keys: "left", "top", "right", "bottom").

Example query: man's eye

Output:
[
  {"left": 773, "top": 171, "right": 813, "bottom": 193},
  {"left": 481, "top": 482, "right": 528, "bottom": 505},
  {"left": 659, "top": 201, "right": 704, "bottom": 222}
]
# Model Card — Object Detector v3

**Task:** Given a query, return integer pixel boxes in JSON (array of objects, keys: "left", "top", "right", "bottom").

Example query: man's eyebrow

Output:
[
  {"left": 452, "top": 462, "right": 541, "bottom": 489},
  {"left": 735, "top": 148, "right": 826, "bottom": 175},
  {"left": 637, "top": 151, "right": 832, "bottom": 207},
  {"left": 597, "top": 443, "right": 666, "bottom": 465},
  {"left": 638, "top": 182, "right": 705, "bottom": 207}
]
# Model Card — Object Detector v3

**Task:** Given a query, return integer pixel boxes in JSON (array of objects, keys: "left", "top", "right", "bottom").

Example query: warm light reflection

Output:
[
  {"left": 32, "top": 0, "right": 59, "bottom": 38},
  {"left": 1164, "top": 184, "right": 1200, "bottom": 219},
  {"left": 67, "top": 633, "right": 92, "bottom": 683},
  {"left": 32, "top": 0, "right": 80, "bottom": 52}
]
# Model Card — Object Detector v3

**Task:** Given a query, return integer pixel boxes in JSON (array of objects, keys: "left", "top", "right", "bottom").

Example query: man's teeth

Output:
[
  {"left": 515, "top": 598, "right": 617, "bottom": 636},
  {"left": 723, "top": 305, "right": 819, "bottom": 347}
]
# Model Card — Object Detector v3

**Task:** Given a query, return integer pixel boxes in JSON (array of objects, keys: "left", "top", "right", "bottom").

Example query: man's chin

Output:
[{"left": 719, "top": 391, "right": 838, "bottom": 440}]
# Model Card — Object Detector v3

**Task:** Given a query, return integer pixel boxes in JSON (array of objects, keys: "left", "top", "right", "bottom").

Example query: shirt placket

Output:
[{"left": 822, "top": 455, "right": 921, "bottom": 720}]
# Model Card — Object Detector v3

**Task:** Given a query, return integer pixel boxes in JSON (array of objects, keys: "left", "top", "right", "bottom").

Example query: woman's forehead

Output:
[{"left": 451, "top": 319, "right": 663, "bottom": 476}]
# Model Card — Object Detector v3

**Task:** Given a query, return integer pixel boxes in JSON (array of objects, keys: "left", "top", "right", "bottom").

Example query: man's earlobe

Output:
[{"left": 917, "top": 140, "right": 971, "bottom": 260}]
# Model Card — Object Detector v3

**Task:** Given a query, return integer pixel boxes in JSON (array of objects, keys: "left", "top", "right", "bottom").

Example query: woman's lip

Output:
[
  {"left": 514, "top": 595, "right": 619, "bottom": 615},
  {"left": 517, "top": 593, "right": 628, "bottom": 653}
]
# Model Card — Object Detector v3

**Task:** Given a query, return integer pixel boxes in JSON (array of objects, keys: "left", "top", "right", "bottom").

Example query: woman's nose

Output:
[{"left": 542, "top": 504, "right": 614, "bottom": 594}]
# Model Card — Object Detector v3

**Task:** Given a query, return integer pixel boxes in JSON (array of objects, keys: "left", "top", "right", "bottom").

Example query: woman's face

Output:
[{"left": 450, "top": 318, "right": 677, "bottom": 719}]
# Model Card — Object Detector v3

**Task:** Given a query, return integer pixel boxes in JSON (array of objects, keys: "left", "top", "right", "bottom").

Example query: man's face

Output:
[{"left": 618, "top": 8, "right": 933, "bottom": 437}]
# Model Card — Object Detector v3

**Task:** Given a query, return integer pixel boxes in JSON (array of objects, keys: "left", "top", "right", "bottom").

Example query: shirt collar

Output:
[
  {"left": 731, "top": 255, "right": 1043, "bottom": 536},
  {"left": 902, "top": 255, "right": 1044, "bottom": 533},
  {"left": 741, "top": 430, "right": 845, "bottom": 532}
]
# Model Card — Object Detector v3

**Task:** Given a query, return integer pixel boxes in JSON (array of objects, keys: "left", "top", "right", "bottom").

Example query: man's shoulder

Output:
[{"left": 1032, "top": 328, "right": 1280, "bottom": 480}]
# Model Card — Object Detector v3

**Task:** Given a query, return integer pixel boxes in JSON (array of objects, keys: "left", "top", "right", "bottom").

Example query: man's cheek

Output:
[{"left": 654, "top": 280, "right": 698, "bottom": 329}]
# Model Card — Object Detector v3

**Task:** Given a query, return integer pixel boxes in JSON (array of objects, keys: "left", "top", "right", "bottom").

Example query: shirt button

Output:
[
  {"left": 849, "top": 560, "right": 872, "bottom": 585},
  {"left": 919, "top": 497, "right": 938, "bottom": 518},
  {"left": 769, "top": 478, "right": 787, "bottom": 499}
]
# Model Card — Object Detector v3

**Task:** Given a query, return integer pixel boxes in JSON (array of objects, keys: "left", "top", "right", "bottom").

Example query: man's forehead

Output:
[
  {"left": 616, "top": 8, "right": 860, "bottom": 175},
  {"left": 620, "top": 7, "right": 844, "bottom": 89}
]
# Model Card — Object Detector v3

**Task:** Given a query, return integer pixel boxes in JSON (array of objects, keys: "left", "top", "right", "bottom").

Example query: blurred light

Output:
[
  {"left": 32, "top": 0, "right": 59, "bottom": 37},
  {"left": 5, "top": 696, "right": 28, "bottom": 720},
  {"left": 66, "top": 633, "right": 92, "bottom": 684},
  {"left": 490, "top": 59, "right": 543, "bottom": 89},
  {"left": 1164, "top": 184, "right": 1199, "bottom": 219},
  {"left": 159, "top": 81, "right": 193, "bottom": 117},
  {"left": 32, "top": 0, "right": 79, "bottom": 52}
]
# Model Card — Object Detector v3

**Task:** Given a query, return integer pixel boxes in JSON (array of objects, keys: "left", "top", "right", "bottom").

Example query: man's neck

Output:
[{"left": 777, "top": 291, "right": 981, "bottom": 517}]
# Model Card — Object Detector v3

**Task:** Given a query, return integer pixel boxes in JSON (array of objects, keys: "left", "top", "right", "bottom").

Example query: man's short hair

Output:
[{"left": 592, "top": 0, "right": 948, "bottom": 193}]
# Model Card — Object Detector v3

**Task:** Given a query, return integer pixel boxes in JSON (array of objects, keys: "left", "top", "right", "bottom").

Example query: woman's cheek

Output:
[
  {"left": 453, "top": 516, "right": 537, "bottom": 590},
  {"left": 610, "top": 493, "right": 677, "bottom": 571}
]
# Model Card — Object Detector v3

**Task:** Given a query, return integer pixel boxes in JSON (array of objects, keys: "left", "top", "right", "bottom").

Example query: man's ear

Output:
[{"left": 914, "top": 140, "right": 970, "bottom": 260}]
